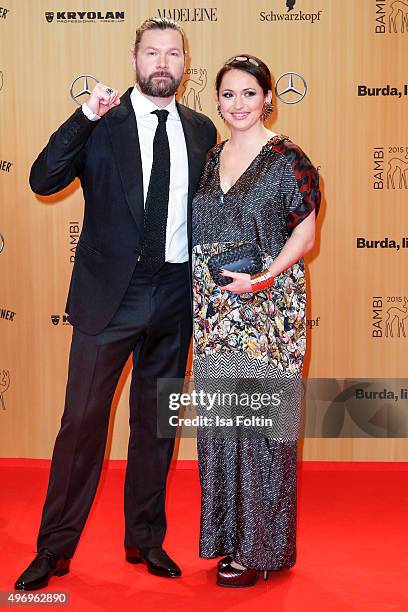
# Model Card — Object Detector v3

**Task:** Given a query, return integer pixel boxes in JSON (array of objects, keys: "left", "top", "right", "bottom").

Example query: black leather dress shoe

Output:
[
  {"left": 14, "top": 549, "right": 70, "bottom": 591},
  {"left": 125, "top": 546, "right": 181, "bottom": 578}
]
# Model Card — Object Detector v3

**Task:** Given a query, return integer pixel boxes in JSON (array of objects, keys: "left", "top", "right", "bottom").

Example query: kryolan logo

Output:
[{"left": 44, "top": 10, "right": 125, "bottom": 23}]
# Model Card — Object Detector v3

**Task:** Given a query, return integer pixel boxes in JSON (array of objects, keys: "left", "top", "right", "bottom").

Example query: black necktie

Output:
[{"left": 139, "top": 109, "right": 170, "bottom": 273}]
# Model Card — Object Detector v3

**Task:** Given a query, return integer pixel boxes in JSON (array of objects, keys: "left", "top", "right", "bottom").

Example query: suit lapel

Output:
[{"left": 105, "top": 88, "right": 144, "bottom": 235}]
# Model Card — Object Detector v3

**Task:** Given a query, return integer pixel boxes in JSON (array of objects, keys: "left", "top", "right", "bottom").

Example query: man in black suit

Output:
[{"left": 15, "top": 17, "right": 216, "bottom": 591}]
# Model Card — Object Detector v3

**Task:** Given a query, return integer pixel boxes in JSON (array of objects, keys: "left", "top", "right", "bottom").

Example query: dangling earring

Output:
[
  {"left": 262, "top": 101, "right": 273, "bottom": 121},
  {"left": 216, "top": 103, "right": 225, "bottom": 121}
]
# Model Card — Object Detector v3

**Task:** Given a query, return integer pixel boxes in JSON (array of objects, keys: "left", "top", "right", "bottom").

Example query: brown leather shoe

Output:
[{"left": 217, "top": 563, "right": 269, "bottom": 588}]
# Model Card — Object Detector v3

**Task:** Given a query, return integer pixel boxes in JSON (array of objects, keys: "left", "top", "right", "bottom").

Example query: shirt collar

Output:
[{"left": 130, "top": 85, "right": 179, "bottom": 120}]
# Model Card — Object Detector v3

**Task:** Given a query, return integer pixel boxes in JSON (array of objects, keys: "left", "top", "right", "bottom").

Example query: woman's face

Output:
[{"left": 218, "top": 68, "right": 271, "bottom": 132}]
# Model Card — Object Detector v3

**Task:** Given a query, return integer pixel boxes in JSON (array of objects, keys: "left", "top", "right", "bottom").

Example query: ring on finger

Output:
[{"left": 105, "top": 87, "right": 114, "bottom": 95}]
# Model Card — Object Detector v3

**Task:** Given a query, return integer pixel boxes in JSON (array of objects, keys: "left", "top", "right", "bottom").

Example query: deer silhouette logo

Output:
[
  {"left": 387, "top": 154, "right": 408, "bottom": 189},
  {"left": 0, "top": 370, "right": 10, "bottom": 410},
  {"left": 389, "top": 0, "right": 408, "bottom": 33},
  {"left": 385, "top": 297, "right": 408, "bottom": 338},
  {"left": 180, "top": 70, "right": 207, "bottom": 112}
]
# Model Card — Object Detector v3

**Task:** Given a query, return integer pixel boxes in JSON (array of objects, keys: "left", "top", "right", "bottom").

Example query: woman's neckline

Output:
[{"left": 217, "top": 134, "right": 289, "bottom": 196}]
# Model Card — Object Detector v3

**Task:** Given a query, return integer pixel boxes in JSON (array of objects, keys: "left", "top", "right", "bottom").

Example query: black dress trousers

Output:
[{"left": 36, "top": 261, "right": 192, "bottom": 558}]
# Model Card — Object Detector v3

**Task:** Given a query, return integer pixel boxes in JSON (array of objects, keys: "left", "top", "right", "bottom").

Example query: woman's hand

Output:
[{"left": 219, "top": 270, "right": 252, "bottom": 294}]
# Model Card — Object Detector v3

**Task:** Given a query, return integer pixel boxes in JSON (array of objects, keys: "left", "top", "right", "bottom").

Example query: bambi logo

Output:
[
  {"left": 385, "top": 297, "right": 408, "bottom": 337},
  {"left": 0, "top": 370, "right": 10, "bottom": 410},
  {"left": 389, "top": 1, "right": 408, "bottom": 33},
  {"left": 180, "top": 68, "right": 207, "bottom": 112},
  {"left": 387, "top": 154, "right": 408, "bottom": 189}
]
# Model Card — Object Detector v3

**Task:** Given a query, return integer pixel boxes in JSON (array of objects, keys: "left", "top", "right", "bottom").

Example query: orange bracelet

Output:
[{"left": 250, "top": 269, "right": 274, "bottom": 292}]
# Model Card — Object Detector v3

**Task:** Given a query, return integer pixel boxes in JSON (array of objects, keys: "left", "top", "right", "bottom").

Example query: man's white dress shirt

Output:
[{"left": 83, "top": 86, "right": 189, "bottom": 263}]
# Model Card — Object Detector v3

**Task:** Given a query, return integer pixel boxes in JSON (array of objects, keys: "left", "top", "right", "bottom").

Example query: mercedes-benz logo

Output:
[
  {"left": 0, "top": 233, "right": 4, "bottom": 254},
  {"left": 275, "top": 72, "right": 307, "bottom": 105},
  {"left": 70, "top": 74, "right": 99, "bottom": 106}
]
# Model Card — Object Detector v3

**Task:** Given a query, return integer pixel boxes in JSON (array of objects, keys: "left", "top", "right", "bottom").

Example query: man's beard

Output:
[{"left": 137, "top": 68, "right": 182, "bottom": 98}]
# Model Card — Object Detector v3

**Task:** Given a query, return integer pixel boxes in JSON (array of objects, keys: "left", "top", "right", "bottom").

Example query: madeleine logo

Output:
[{"left": 157, "top": 7, "right": 217, "bottom": 21}]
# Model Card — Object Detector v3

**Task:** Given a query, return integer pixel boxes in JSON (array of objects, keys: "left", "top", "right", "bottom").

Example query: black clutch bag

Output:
[{"left": 207, "top": 243, "right": 263, "bottom": 286}]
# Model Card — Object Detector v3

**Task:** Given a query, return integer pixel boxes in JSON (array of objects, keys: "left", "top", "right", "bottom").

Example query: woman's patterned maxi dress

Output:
[{"left": 191, "top": 136, "right": 320, "bottom": 570}]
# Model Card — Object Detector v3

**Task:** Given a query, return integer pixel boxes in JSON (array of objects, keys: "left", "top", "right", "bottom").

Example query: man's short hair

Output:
[{"left": 134, "top": 17, "right": 185, "bottom": 54}]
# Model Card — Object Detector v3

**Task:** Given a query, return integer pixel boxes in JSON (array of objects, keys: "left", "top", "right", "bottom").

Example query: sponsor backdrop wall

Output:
[{"left": 1, "top": 0, "right": 407, "bottom": 461}]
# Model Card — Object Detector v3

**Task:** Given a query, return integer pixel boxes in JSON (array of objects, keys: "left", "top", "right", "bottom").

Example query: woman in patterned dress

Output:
[{"left": 191, "top": 55, "right": 321, "bottom": 587}]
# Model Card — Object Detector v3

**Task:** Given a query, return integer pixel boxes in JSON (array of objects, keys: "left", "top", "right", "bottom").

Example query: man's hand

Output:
[{"left": 86, "top": 83, "right": 120, "bottom": 117}]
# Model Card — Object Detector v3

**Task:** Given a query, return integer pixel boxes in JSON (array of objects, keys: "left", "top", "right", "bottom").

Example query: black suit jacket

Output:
[{"left": 30, "top": 88, "right": 217, "bottom": 335}]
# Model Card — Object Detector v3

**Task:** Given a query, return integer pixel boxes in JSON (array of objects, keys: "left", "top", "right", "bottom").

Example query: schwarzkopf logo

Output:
[
  {"left": 375, "top": 0, "right": 408, "bottom": 33},
  {"left": 180, "top": 67, "right": 207, "bottom": 111},
  {"left": 45, "top": 10, "right": 125, "bottom": 23},
  {"left": 0, "top": 369, "right": 10, "bottom": 410},
  {"left": 372, "top": 296, "right": 408, "bottom": 338},
  {"left": 372, "top": 146, "right": 408, "bottom": 190},
  {"left": 260, "top": 0, "right": 322, "bottom": 23},
  {"left": 51, "top": 314, "right": 71, "bottom": 326},
  {"left": 157, "top": 8, "right": 217, "bottom": 21}
]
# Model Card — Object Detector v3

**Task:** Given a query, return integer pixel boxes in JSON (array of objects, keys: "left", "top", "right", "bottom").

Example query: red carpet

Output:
[{"left": 0, "top": 460, "right": 407, "bottom": 611}]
